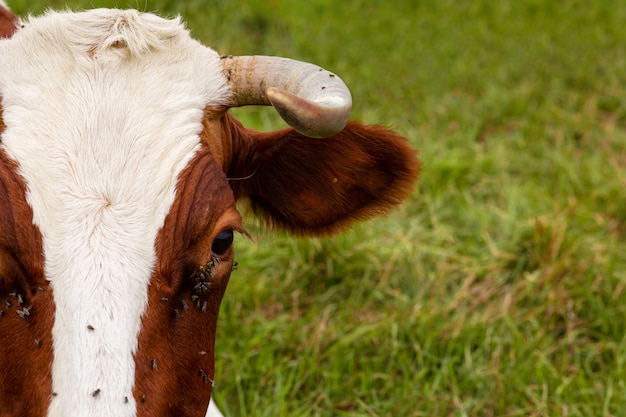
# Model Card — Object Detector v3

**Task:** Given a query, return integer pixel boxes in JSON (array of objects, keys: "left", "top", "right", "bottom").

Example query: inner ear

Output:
[{"left": 229, "top": 121, "right": 419, "bottom": 236}]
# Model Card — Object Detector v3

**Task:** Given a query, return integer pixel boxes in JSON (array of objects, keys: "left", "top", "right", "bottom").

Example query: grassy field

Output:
[{"left": 8, "top": 1, "right": 626, "bottom": 416}]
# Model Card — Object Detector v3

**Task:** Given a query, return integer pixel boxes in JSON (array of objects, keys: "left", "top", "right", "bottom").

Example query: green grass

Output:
[{"left": 8, "top": 0, "right": 626, "bottom": 415}]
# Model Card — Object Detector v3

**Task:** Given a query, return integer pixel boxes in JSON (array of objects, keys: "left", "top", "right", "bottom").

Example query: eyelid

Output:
[
  {"left": 190, "top": 206, "right": 247, "bottom": 246},
  {"left": 212, "top": 208, "right": 248, "bottom": 241}
]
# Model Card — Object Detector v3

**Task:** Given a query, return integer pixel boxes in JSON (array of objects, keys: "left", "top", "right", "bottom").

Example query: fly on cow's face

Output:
[
  {"left": 189, "top": 255, "right": 219, "bottom": 296},
  {"left": 16, "top": 305, "right": 31, "bottom": 318},
  {"left": 193, "top": 280, "right": 211, "bottom": 296}
]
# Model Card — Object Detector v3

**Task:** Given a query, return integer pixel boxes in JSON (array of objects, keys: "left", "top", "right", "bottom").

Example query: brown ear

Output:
[
  {"left": 0, "top": 3, "right": 18, "bottom": 39},
  {"left": 227, "top": 119, "right": 419, "bottom": 236}
]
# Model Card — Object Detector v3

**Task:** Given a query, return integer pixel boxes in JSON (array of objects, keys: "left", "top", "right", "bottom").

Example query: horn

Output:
[{"left": 221, "top": 55, "right": 352, "bottom": 138}]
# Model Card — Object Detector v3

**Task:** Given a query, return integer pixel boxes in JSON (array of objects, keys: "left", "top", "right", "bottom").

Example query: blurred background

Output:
[{"left": 8, "top": 1, "right": 626, "bottom": 416}]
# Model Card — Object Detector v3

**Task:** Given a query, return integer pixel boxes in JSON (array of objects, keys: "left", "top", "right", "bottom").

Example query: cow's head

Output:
[{"left": 0, "top": 9, "right": 418, "bottom": 417}]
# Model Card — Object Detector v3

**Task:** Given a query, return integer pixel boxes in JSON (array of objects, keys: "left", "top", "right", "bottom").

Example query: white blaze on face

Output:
[{"left": 0, "top": 10, "right": 229, "bottom": 417}]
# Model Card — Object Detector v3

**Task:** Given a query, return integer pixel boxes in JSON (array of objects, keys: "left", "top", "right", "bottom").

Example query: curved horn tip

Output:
[{"left": 267, "top": 87, "right": 352, "bottom": 138}]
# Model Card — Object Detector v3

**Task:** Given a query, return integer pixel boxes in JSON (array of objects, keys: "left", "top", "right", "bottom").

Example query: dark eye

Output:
[{"left": 212, "top": 230, "right": 234, "bottom": 255}]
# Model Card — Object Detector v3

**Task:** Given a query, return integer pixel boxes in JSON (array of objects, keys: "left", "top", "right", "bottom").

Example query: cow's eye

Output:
[{"left": 212, "top": 230, "right": 234, "bottom": 255}]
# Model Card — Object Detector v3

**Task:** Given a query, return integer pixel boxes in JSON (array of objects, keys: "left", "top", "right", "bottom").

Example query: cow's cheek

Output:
[{"left": 132, "top": 263, "right": 232, "bottom": 417}]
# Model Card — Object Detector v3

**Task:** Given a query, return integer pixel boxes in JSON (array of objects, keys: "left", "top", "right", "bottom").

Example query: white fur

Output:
[
  {"left": 0, "top": 9, "right": 229, "bottom": 417},
  {"left": 206, "top": 398, "right": 225, "bottom": 417}
]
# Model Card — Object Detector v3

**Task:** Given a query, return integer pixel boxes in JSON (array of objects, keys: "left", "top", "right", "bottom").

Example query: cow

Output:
[{"left": 0, "top": 6, "right": 419, "bottom": 417}]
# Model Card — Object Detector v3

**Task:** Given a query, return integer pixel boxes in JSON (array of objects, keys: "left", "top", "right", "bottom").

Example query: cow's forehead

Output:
[
  {"left": 0, "top": 9, "right": 235, "bottom": 416},
  {"left": 0, "top": 8, "right": 231, "bottom": 234},
  {"left": 0, "top": 9, "right": 230, "bottom": 119}
]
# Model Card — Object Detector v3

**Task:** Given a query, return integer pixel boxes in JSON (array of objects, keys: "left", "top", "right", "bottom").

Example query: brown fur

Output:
[
  {"left": 0, "top": 4, "right": 17, "bottom": 39},
  {"left": 0, "top": 143, "right": 53, "bottom": 417},
  {"left": 224, "top": 115, "right": 419, "bottom": 235}
]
